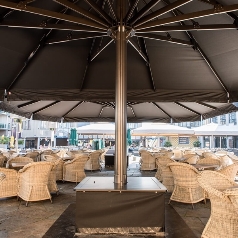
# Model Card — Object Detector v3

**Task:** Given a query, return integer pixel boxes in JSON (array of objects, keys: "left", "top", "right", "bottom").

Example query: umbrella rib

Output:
[
  {"left": 129, "top": 106, "right": 136, "bottom": 117},
  {"left": 53, "top": 0, "right": 109, "bottom": 28},
  {"left": 128, "top": 39, "right": 149, "bottom": 64},
  {"left": 136, "top": 33, "right": 192, "bottom": 46},
  {"left": 175, "top": 102, "right": 201, "bottom": 115},
  {"left": 46, "top": 33, "right": 107, "bottom": 45},
  {"left": 62, "top": 101, "right": 83, "bottom": 117},
  {"left": 83, "top": 0, "right": 113, "bottom": 24},
  {"left": 130, "top": 0, "right": 161, "bottom": 25},
  {"left": 136, "top": 24, "right": 238, "bottom": 33},
  {"left": 6, "top": 7, "right": 71, "bottom": 93},
  {"left": 0, "top": 0, "right": 107, "bottom": 30},
  {"left": 138, "top": 37, "right": 156, "bottom": 91},
  {"left": 17, "top": 101, "right": 39, "bottom": 108},
  {"left": 32, "top": 101, "right": 60, "bottom": 114},
  {"left": 164, "top": 3, "right": 230, "bottom": 100},
  {"left": 197, "top": 102, "right": 217, "bottom": 110},
  {"left": 0, "top": 21, "right": 107, "bottom": 32},
  {"left": 124, "top": 0, "right": 140, "bottom": 22},
  {"left": 90, "top": 39, "right": 114, "bottom": 61},
  {"left": 152, "top": 102, "right": 173, "bottom": 120},
  {"left": 106, "top": 0, "right": 117, "bottom": 22},
  {"left": 135, "top": 0, "right": 192, "bottom": 27},
  {"left": 136, "top": 4, "right": 238, "bottom": 30}
]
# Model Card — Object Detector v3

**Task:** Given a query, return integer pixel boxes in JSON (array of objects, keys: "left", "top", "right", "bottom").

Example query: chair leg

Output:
[
  {"left": 25, "top": 201, "right": 29, "bottom": 207},
  {"left": 191, "top": 203, "right": 194, "bottom": 209},
  {"left": 168, "top": 199, "right": 171, "bottom": 205}
]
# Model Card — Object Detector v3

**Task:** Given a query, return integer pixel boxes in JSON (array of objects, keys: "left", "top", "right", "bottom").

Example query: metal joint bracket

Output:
[
  {"left": 126, "top": 29, "right": 135, "bottom": 39},
  {"left": 214, "top": 4, "right": 223, "bottom": 12},
  {"left": 39, "top": 20, "right": 47, "bottom": 27},
  {"left": 166, "top": 33, "right": 172, "bottom": 41},
  {"left": 67, "top": 32, "right": 72, "bottom": 40},
  {"left": 17, "top": 1, "right": 28, "bottom": 9},
  {"left": 193, "top": 22, "right": 200, "bottom": 29}
]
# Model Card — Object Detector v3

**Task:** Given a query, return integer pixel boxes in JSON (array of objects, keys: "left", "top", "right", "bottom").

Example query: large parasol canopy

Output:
[
  {"left": 0, "top": 0, "right": 238, "bottom": 122},
  {"left": 1, "top": 0, "right": 238, "bottom": 185}
]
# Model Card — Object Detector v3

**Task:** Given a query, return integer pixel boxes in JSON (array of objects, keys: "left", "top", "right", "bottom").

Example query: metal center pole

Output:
[{"left": 114, "top": 0, "right": 127, "bottom": 186}]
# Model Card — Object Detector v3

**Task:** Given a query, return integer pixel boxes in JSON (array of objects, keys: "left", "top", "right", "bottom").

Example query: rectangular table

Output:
[{"left": 74, "top": 177, "right": 167, "bottom": 235}]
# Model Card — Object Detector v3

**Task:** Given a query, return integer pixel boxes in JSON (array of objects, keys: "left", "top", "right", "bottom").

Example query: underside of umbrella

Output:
[{"left": 0, "top": 0, "right": 238, "bottom": 122}]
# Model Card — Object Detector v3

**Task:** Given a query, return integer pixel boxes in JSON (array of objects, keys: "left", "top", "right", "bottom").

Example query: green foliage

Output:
[
  {"left": 0, "top": 136, "right": 9, "bottom": 144},
  {"left": 193, "top": 140, "right": 201, "bottom": 147},
  {"left": 164, "top": 141, "right": 172, "bottom": 147},
  {"left": 18, "top": 139, "right": 24, "bottom": 145}
]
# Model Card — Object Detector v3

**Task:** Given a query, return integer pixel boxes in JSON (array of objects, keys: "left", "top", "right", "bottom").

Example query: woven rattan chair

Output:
[
  {"left": 168, "top": 162, "right": 205, "bottom": 209},
  {"left": 0, "top": 168, "right": 18, "bottom": 198},
  {"left": 6, "top": 156, "right": 34, "bottom": 169},
  {"left": 63, "top": 154, "right": 89, "bottom": 183},
  {"left": 24, "top": 151, "right": 40, "bottom": 162},
  {"left": 84, "top": 150, "right": 102, "bottom": 171},
  {"left": 42, "top": 155, "right": 64, "bottom": 180},
  {"left": 40, "top": 150, "right": 53, "bottom": 161},
  {"left": 155, "top": 157, "right": 175, "bottom": 192},
  {"left": 17, "top": 161, "right": 53, "bottom": 206},
  {"left": 48, "top": 161, "right": 60, "bottom": 194},
  {"left": 139, "top": 151, "right": 156, "bottom": 171},
  {"left": 184, "top": 155, "right": 199, "bottom": 165},
  {"left": 217, "top": 163, "right": 238, "bottom": 181},
  {"left": 197, "top": 171, "right": 238, "bottom": 238},
  {"left": 197, "top": 157, "right": 220, "bottom": 166},
  {"left": 171, "top": 149, "right": 183, "bottom": 160}
]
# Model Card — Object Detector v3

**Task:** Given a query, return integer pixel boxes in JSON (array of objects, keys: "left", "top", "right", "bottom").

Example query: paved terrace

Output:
[{"left": 0, "top": 158, "right": 211, "bottom": 238}]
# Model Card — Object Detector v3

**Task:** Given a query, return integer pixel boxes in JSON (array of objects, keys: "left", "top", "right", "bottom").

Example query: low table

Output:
[
  {"left": 192, "top": 164, "right": 219, "bottom": 171},
  {"left": 74, "top": 177, "right": 167, "bottom": 235}
]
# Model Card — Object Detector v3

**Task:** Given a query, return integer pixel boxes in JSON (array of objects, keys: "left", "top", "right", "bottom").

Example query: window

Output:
[
  {"left": 229, "top": 112, "right": 237, "bottom": 124},
  {"left": 220, "top": 115, "right": 226, "bottom": 125},
  {"left": 22, "top": 120, "right": 31, "bottom": 130}
]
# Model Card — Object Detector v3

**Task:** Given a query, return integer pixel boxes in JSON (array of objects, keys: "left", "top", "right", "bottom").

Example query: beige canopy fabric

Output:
[
  {"left": 132, "top": 123, "right": 194, "bottom": 136},
  {"left": 194, "top": 123, "right": 238, "bottom": 136},
  {"left": 77, "top": 123, "right": 115, "bottom": 135}
]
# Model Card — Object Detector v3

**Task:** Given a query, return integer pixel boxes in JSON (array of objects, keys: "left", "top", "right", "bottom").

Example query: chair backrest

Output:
[
  {"left": 18, "top": 161, "right": 53, "bottom": 184},
  {"left": 218, "top": 163, "right": 238, "bottom": 181},
  {"left": 202, "top": 152, "right": 219, "bottom": 160},
  {"left": 197, "top": 170, "right": 237, "bottom": 199},
  {"left": 68, "top": 154, "right": 89, "bottom": 170},
  {"left": 172, "top": 149, "right": 183, "bottom": 159},
  {"left": 197, "top": 157, "right": 220, "bottom": 166},
  {"left": 140, "top": 151, "right": 155, "bottom": 163},
  {"left": 0, "top": 156, "right": 6, "bottom": 167},
  {"left": 168, "top": 162, "right": 200, "bottom": 187},
  {"left": 25, "top": 152, "right": 39, "bottom": 161},
  {"left": 7, "top": 156, "right": 34, "bottom": 169},
  {"left": 184, "top": 155, "right": 199, "bottom": 165}
]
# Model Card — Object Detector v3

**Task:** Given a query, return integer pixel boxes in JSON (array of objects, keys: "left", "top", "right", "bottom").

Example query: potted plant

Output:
[
  {"left": 164, "top": 141, "right": 172, "bottom": 147},
  {"left": 0, "top": 135, "right": 9, "bottom": 149},
  {"left": 193, "top": 140, "right": 201, "bottom": 148}
]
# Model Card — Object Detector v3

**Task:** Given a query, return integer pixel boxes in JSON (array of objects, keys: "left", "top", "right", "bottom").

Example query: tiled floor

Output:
[{"left": 0, "top": 158, "right": 211, "bottom": 238}]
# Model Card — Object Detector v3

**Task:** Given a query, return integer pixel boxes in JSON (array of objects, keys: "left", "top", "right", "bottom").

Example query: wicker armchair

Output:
[
  {"left": 197, "top": 157, "right": 220, "bottom": 166},
  {"left": 217, "top": 163, "right": 238, "bottom": 181},
  {"left": 17, "top": 161, "right": 53, "bottom": 206},
  {"left": 84, "top": 150, "right": 102, "bottom": 171},
  {"left": 6, "top": 156, "right": 34, "bottom": 169},
  {"left": 139, "top": 151, "right": 156, "bottom": 171},
  {"left": 24, "top": 151, "right": 40, "bottom": 162},
  {"left": 197, "top": 171, "right": 238, "bottom": 238},
  {"left": 184, "top": 155, "right": 199, "bottom": 165},
  {"left": 0, "top": 168, "right": 18, "bottom": 198},
  {"left": 168, "top": 162, "right": 205, "bottom": 208},
  {"left": 155, "top": 157, "right": 175, "bottom": 192},
  {"left": 171, "top": 149, "right": 183, "bottom": 160},
  {"left": 63, "top": 154, "right": 89, "bottom": 182},
  {"left": 48, "top": 161, "right": 60, "bottom": 194}
]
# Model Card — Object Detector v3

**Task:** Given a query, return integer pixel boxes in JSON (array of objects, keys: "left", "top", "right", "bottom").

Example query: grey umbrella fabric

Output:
[{"left": 0, "top": 0, "right": 238, "bottom": 122}]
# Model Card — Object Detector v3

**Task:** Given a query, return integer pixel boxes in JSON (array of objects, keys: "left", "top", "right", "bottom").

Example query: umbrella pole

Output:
[{"left": 114, "top": 0, "right": 127, "bottom": 186}]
